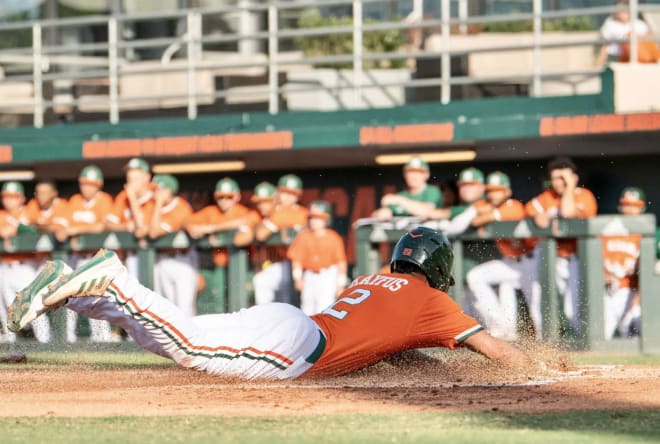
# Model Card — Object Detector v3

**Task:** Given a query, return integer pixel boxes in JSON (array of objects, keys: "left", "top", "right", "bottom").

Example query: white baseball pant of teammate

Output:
[
  {"left": 525, "top": 252, "right": 581, "bottom": 339},
  {"left": 603, "top": 285, "right": 635, "bottom": 340},
  {"left": 66, "top": 254, "right": 115, "bottom": 343},
  {"left": 300, "top": 266, "right": 339, "bottom": 316},
  {"left": 65, "top": 254, "right": 323, "bottom": 379},
  {"left": 253, "top": 261, "right": 294, "bottom": 305},
  {"left": 154, "top": 249, "right": 198, "bottom": 317},
  {"left": 0, "top": 261, "right": 51, "bottom": 343},
  {"left": 466, "top": 254, "right": 540, "bottom": 341}
]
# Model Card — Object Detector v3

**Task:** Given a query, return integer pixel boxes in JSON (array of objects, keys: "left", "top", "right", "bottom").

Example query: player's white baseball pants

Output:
[
  {"left": 253, "top": 261, "right": 294, "bottom": 305},
  {"left": 0, "top": 261, "right": 51, "bottom": 343},
  {"left": 154, "top": 251, "right": 198, "bottom": 317},
  {"left": 300, "top": 266, "right": 339, "bottom": 316},
  {"left": 466, "top": 255, "right": 538, "bottom": 341},
  {"left": 91, "top": 260, "right": 325, "bottom": 379},
  {"left": 603, "top": 285, "right": 635, "bottom": 340}
]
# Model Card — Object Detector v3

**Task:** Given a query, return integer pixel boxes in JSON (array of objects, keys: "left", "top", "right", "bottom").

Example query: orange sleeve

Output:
[
  {"left": 107, "top": 191, "right": 128, "bottom": 224},
  {"left": 497, "top": 199, "right": 525, "bottom": 221},
  {"left": 187, "top": 206, "right": 214, "bottom": 225},
  {"left": 330, "top": 230, "right": 347, "bottom": 264},
  {"left": 525, "top": 193, "right": 547, "bottom": 217},
  {"left": 161, "top": 199, "right": 193, "bottom": 232},
  {"left": 576, "top": 188, "right": 598, "bottom": 218},
  {"left": 52, "top": 199, "right": 70, "bottom": 229}
]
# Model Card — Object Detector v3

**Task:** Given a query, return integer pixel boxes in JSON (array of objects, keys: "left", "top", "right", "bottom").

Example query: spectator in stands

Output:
[
  {"left": 596, "top": 0, "right": 656, "bottom": 67},
  {"left": 288, "top": 200, "right": 347, "bottom": 315},
  {"left": 602, "top": 187, "right": 646, "bottom": 339},
  {"left": 372, "top": 157, "right": 442, "bottom": 220},
  {"left": 465, "top": 172, "right": 538, "bottom": 341},
  {"left": 150, "top": 174, "right": 196, "bottom": 317},
  {"left": 253, "top": 174, "right": 308, "bottom": 306},
  {"left": 186, "top": 177, "right": 251, "bottom": 307},
  {"left": 106, "top": 158, "right": 156, "bottom": 280},
  {"left": 525, "top": 157, "right": 597, "bottom": 338},
  {"left": 61, "top": 166, "right": 116, "bottom": 343},
  {"left": 0, "top": 182, "right": 51, "bottom": 343}
]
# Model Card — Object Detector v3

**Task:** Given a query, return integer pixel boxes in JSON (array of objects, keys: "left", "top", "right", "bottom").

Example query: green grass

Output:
[
  {"left": 570, "top": 353, "right": 660, "bottom": 366},
  {"left": 2, "top": 411, "right": 659, "bottom": 444}
]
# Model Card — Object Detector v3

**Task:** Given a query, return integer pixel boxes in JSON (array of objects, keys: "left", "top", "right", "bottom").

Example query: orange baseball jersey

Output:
[
  {"left": 188, "top": 203, "right": 250, "bottom": 266},
  {"left": 156, "top": 197, "right": 193, "bottom": 233},
  {"left": 306, "top": 273, "right": 482, "bottom": 378},
  {"left": 474, "top": 198, "right": 536, "bottom": 258},
  {"left": 26, "top": 197, "right": 70, "bottom": 231},
  {"left": 106, "top": 189, "right": 156, "bottom": 227},
  {"left": 525, "top": 187, "right": 598, "bottom": 257},
  {"left": 0, "top": 206, "right": 36, "bottom": 263},
  {"left": 67, "top": 191, "right": 114, "bottom": 230},
  {"left": 287, "top": 228, "right": 346, "bottom": 272},
  {"left": 602, "top": 234, "right": 641, "bottom": 289}
]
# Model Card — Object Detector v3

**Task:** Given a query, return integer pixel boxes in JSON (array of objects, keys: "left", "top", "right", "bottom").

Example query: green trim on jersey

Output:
[
  {"left": 455, "top": 324, "right": 484, "bottom": 343},
  {"left": 305, "top": 332, "right": 326, "bottom": 364},
  {"left": 389, "top": 185, "right": 442, "bottom": 217}
]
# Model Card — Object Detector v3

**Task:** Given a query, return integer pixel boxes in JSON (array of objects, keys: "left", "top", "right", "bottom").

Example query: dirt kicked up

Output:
[{"left": 0, "top": 349, "right": 658, "bottom": 418}]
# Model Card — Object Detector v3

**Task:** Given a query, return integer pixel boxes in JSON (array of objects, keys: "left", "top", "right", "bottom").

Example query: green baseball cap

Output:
[
  {"left": 251, "top": 181, "right": 276, "bottom": 202},
  {"left": 79, "top": 165, "right": 104, "bottom": 184},
  {"left": 457, "top": 167, "right": 484, "bottom": 185},
  {"left": 153, "top": 174, "right": 179, "bottom": 194},
  {"left": 278, "top": 174, "right": 303, "bottom": 195},
  {"left": 124, "top": 157, "right": 150, "bottom": 173},
  {"left": 404, "top": 156, "right": 429, "bottom": 172},
  {"left": 309, "top": 200, "right": 332, "bottom": 220},
  {"left": 214, "top": 177, "right": 240, "bottom": 196},
  {"left": 485, "top": 171, "right": 511, "bottom": 190},
  {"left": 1, "top": 181, "right": 24, "bottom": 196},
  {"left": 619, "top": 187, "right": 646, "bottom": 208}
]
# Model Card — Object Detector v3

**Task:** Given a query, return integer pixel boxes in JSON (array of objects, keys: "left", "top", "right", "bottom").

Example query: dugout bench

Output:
[{"left": 355, "top": 215, "right": 660, "bottom": 355}]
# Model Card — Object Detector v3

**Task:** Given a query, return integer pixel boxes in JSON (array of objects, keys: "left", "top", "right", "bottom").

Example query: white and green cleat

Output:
[
  {"left": 42, "top": 249, "right": 123, "bottom": 306},
  {"left": 8, "top": 260, "right": 73, "bottom": 332}
]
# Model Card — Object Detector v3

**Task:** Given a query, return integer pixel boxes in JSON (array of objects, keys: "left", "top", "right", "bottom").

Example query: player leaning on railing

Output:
[{"left": 7, "top": 227, "right": 553, "bottom": 380}]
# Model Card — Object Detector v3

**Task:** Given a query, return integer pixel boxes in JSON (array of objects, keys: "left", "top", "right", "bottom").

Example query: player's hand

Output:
[
  {"left": 134, "top": 225, "right": 149, "bottom": 239},
  {"left": 154, "top": 188, "right": 169, "bottom": 206},
  {"left": 561, "top": 169, "right": 577, "bottom": 190},
  {"left": 380, "top": 194, "right": 400, "bottom": 206},
  {"left": 372, "top": 207, "right": 394, "bottom": 221},
  {"left": 187, "top": 225, "right": 206, "bottom": 239},
  {"left": 534, "top": 212, "right": 550, "bottom": 229}
]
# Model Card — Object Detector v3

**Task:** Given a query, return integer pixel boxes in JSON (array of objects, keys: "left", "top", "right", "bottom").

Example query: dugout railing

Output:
[
  {"left": 2, "top": 217, "right": 659, "bottom": 354},
  {"left": 355, "top": 214, "right": 660, "bottom": 355}
]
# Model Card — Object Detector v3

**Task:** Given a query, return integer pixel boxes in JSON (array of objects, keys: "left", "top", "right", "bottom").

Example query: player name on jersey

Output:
[{"left": 349, "top": 274, "right": 409, "bottom": 292}]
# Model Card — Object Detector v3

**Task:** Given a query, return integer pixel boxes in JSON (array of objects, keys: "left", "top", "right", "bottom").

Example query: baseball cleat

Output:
[
  {"left": 7, "top": 260, "right": 73, "bottom": 332},
  {"left": 42, "top": 249, "right": 123, "bottom": 307}
]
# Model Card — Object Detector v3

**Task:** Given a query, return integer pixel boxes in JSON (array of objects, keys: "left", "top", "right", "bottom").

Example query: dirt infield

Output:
[{"left": 1, "top": 352, "right": 659, "bottom": 417}]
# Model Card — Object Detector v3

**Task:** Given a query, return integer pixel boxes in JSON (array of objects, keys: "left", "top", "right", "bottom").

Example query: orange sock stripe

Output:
[{"left": 108, "top": 283, "right": 294, "bottom": 365}]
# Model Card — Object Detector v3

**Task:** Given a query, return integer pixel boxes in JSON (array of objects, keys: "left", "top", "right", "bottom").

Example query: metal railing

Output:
[{"left": 0, "top": 0, "right": 656, "bottom": 127}]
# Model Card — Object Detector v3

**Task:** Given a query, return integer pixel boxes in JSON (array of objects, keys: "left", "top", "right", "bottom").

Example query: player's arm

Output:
[
  {"left": 462, "top": 330, "right": 533, "bottom": 369},
  {"left": 381, "top": 194, "right": 436, "bottom": 218}
]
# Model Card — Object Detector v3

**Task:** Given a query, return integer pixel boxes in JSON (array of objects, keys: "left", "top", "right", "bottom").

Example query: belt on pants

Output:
[{"left": 305, "top": 330, "right": 327, "bottom": 364}]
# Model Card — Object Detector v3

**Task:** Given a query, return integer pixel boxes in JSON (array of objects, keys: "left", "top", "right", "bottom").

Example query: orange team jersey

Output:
[
  {"left": 67, "top": 191, "right": 114, "bottom": 231},
  {"left": 188, "top": 203, "right": 250, "bottom": 266},
  {"left": 156, "top": 197, "right": 193, "bottom": 233},
  {"left": 473, "top": 198, "right": 536, "bottom": 258},
  {"left": 106, "top": 189, "right": 156, "bottom": 228},
  {"left": 26, "top": 197, "right": 70, "bottom": 231},
  {"left": 287, "top": 228, "right": 346, "bottom": 272},
  {"left": 602, "top": 234, "right": 641, "bottom": 289},
  {"left": 525, "top": 187, "right": 597, "bottom": 257},
  {"left": 305, "top": 273, "right": 482, "bottom": 378},
  {"left": 0, "top": 206, "right": 36, "bottom": 263}
]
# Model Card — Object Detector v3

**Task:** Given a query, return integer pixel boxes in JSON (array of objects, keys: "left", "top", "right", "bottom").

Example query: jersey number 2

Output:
[{"left": 322, "top": 289, "right": 371, "bottom": 320}]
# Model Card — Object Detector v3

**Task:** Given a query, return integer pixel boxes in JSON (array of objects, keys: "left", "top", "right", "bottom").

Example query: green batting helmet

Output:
[{"left": 390, "top": 227, "right": 455, "bottom": 292}]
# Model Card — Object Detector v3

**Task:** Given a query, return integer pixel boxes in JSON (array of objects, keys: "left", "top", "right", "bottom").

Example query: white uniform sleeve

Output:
[{"left": 443, "top": 206, "right": 477, "bottom": 237}]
